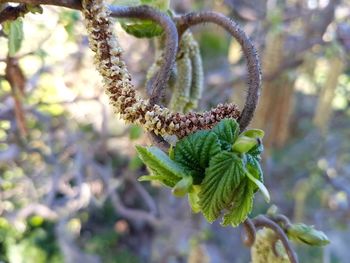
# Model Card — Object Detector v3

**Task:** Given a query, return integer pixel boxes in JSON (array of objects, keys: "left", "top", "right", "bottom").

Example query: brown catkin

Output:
[{"left": 82, "top": 0, "right": 240, "bottom": 138}]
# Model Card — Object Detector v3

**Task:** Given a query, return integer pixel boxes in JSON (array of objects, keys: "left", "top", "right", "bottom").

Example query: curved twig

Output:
[
  {"left": 110, "top": 5, "right": 178, "bottom": 106},
  {"left": 270, "top": 214, "right": 292, "bottom": 229},
  {"left": 175, "top": 11, "right": 262, "bottom": 130},
  {"left": 253, "top": 215, "right": 299, "bottom": 263},
  {"left": 242, "top": 218, "right": 256, "bottom": 247},
  {"left": 110, "top": 5, "right": 176, "bottom": 149},
  {"left": 2, "top": 0, "right": 82, "bottom": 10},
  {"left": 86, "top": 1, "right": 240, "bottom": 139}
]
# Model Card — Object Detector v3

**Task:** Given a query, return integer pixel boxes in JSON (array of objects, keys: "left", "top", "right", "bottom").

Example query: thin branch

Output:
[
  {"left": 176, "top": 11, "right": 262, "bottom": 130},
  {"left": 253, "top": 215, "right": 299, "bottom": 263},
  {"left": 0, "top": 4, "right": 27, "bottom": 23},
  {"left": 242, "top": 218, "right": 256, "bottom": 247},
  {"left": 148, "top": 132, "right": 170, "bottom": 151},
  {"left": 1, "top": 0, "right": 82, "bottom": 10},
  {"left": 95, "top": 163, "right": 160, "bottom": 226},
  {"left": 126, "top": 173, "right": 159, "bottom": 217},
  {"left": 269, "top": 214, "right": 292, "bottom": 229}
]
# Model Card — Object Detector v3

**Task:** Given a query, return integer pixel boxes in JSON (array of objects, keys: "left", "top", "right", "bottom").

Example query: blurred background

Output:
[{"left": 0, "top": 0, "right": 349, "bottom": 262}]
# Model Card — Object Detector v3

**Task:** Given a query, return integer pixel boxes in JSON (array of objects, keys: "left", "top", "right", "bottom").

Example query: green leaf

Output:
[
  {"left": 240, "top": 129, "right": 265, "bottom": 139},
  {"left": 121, "top": 20, "right": 163, "bottom": 38},
  {"left": 174, "top": 130, "right": 221, "bottom": 184},
  {"left": 232, "top": 136, "right": 258, "bottom": 153},
  {"left": 245, "top": 143, "right": 264, "bottom": 186},
  {"left": 199, "top": 151, "right": 245, "bottom": 222},
  {"left": 222, "top": 179, "right": 255, "bottom": 227},
  {"left": 172, "top": 176, "right": 193, "bottom": 197},
  {"left": 245, "top": 153, "right": 263, "bottom": 184},
  {"left": 287, "top": 223, "right": 330, "bottom": 246},
  {"left": 247, "top": 143, "right": 264, "bottom": 158},
  {"left": 212, "top": 119, "right": 239, "bottom": 150},
  {"left": 168, "top": 145, "right": 175, "bottom": 160},
  {"left": 138, "top": 173, "right": 177, "bottom": 187},
  {"left": 3, "top": 19, "right": 24, "bottom": 56},
  {"left": 188, "top": 185, "right": 201, "bottom": 213},
  {"left": 246, "top": 168, "right": 270, "bottom": 203},
  {"left": 118, "top": 0, "right": 169, "bottom": 38},
  {"left": 136, "top": 146, "right": 187, "bottom": 187}
]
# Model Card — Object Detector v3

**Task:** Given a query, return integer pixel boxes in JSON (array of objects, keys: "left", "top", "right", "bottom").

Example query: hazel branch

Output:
[
  {"left": 176, "top": 11, "right": 262, "bottom": 130},
  {"left": 0, "top": 4, "right": 27, "bottom": 23},
  {"left": 0, "top": 0, "right": 82, "bottom": 10},
  {"left": 83, "top": 0, "right": 240, "bottom": 139},
  {"left": 242, "top": 218, "right": 256, "bottom": 247},
  {"left": 110, "top": 5, "right": 178, "bottom": 105}
]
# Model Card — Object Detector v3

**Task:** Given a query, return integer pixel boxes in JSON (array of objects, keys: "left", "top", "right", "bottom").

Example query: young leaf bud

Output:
[
  {"left": 172, "top": 176, "right": 193, "bottom": 197},
  {"left": 240, "top": 129, "right": 265, "bottom": 139},
  {"left": 287, "top": 223, "right": 330, "bottom": 246},
  {"left": 232, "top": 136, "right": 258, "bottom": 153}
]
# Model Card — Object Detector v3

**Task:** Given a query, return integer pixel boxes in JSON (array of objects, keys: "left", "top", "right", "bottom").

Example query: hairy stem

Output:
[
  {"left": 110, "top": 5, "right": 178, "bottom": 105},
  {"left": 242, "top": 218, "right": 256, "bottom": 247},
  {"left": 110, "top": 5, "right": 178, "bottom": 148},
  {"left": 176, "top": 11, "right": 262, "bottom": 130}
]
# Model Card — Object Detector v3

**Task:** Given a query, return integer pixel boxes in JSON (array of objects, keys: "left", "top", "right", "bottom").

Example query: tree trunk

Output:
[
  {"left": 313, "top": 57, "right": 344, "bottom": 132},
  {"left": 253, "top": 32, "right": 297, "bottom": 149}
]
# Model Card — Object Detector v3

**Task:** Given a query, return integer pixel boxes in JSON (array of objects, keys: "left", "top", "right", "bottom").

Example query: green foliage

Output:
[
  {"left": 118, "top": 0, "right": 169, "bottom": 38},
  {"left": 172, "top": 176, "right": 193, "bottom": 197},
  {"left": 137, "top": 119, "right": 269, "bottom": 227},
  {"left": 174, "top": 130, "right": 221, "bottom": 184},
  {"left": 287, "top": 223, "right": 330, "bottom": 246},
  {"left": 221, "top": 179, "right": 255, "bottom": 227},
  {"left": 212, "top": 118, "right": 239, "bottom": 150},
  {"left": 0, "top": 217, "right": 63, "bottom": 263},
  {"left": 136, "top": 146, "right": 188, "bottom": 187},
  {"left": 3, "top": 18, "right": 24, "bottom": 56},
  {"left": 121, "top": 21, "right": 163, "bottom": 38},
  {"left": 199, "top": 151, "right": 245, "bottom": 223}
]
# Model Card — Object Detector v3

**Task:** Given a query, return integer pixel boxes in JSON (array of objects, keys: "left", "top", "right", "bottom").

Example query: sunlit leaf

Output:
[
  {"left": 212, "top": 118, "right": 239, "bottom": 150},
  {"left": 136, "top": 146, "right": 187, "bottom": 187},
  {"left": 174, "top": 130, "right": 221, "bottom": 184},
  {"left": 222, "top": 179, "right": 255, "bottom": 227},
  {"left": 3, "top": 19, "right": 24, "bottom": 56},
  {"left": 199, "top": 151, "right": 245, "bottom": 222}
]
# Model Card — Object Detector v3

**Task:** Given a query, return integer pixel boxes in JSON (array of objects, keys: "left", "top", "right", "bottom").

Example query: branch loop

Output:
[{"left": 176, "top": 11, "right": 262, "bottom": 130}]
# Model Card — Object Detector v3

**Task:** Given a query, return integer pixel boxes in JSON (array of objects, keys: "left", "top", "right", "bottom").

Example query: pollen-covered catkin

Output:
[
  {"left": 169, "top": 33, "right": 193, "bottom": 112},
  {"left": 185, "top": 32, "right": 204, "bottom": 112},
  {"left": 251, "top": 228, "right": 290, "bottom": 263},
  {"left": 82, "top": 0, "right": 240, "bottom": 138}
]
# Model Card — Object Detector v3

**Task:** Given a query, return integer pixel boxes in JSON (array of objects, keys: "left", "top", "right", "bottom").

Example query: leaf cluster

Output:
[{"left": 137, "top": 119, "right": 269, "bottom": 227}]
